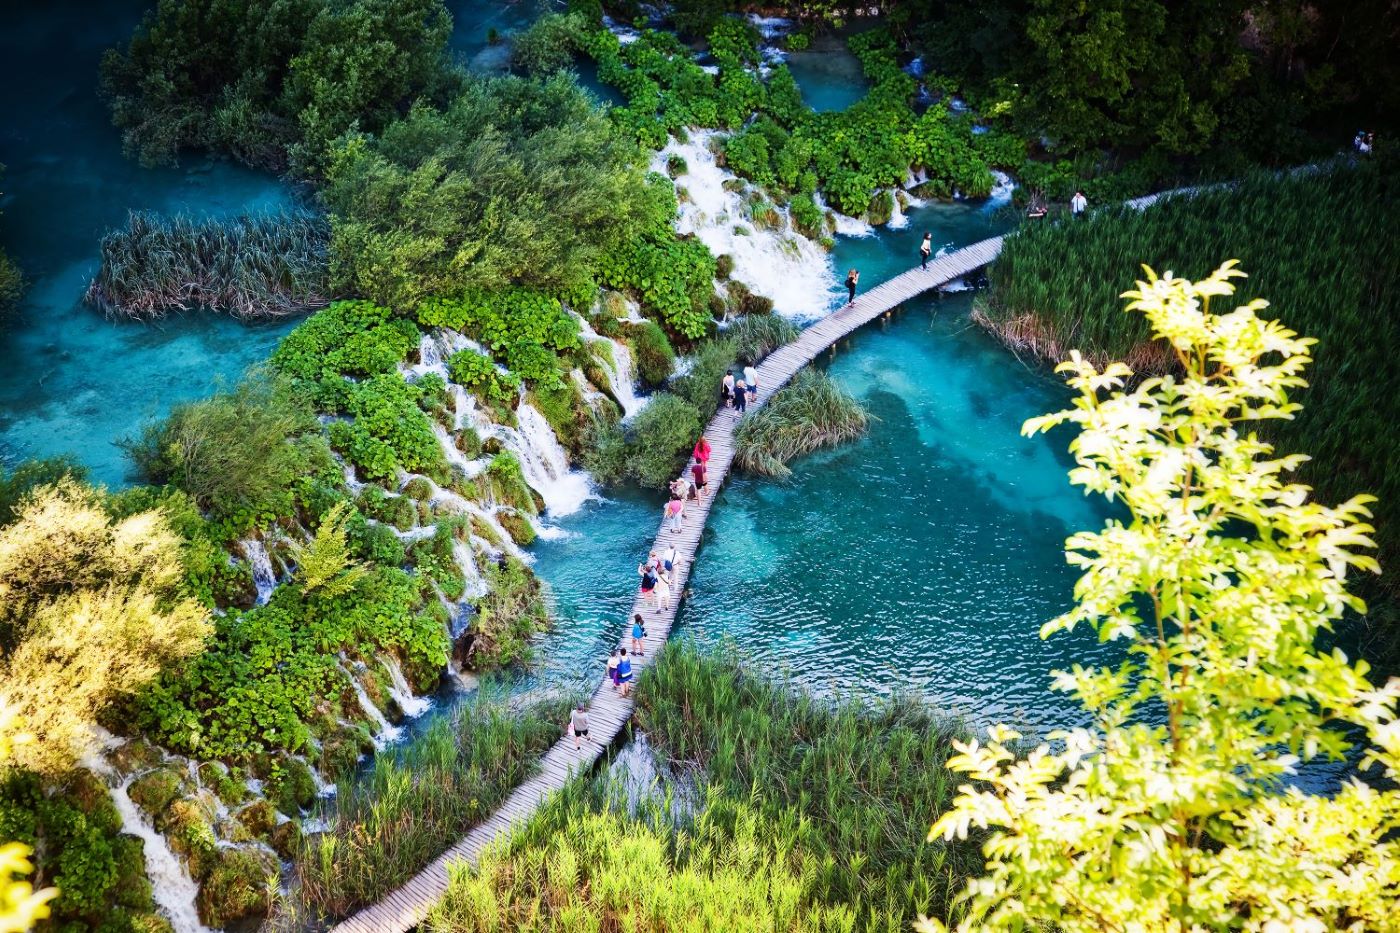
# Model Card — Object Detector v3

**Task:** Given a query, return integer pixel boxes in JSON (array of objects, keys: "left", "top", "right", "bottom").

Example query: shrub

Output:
[
  {"left": 331, "top": 374, "right": 447, "bottom": 483},
  {"left": 466, "top": 557, "right": 550, "bottom": 668},
  {"left": 447, "top": 349, "right": 521, "bottom": 404},
  {"left": 671, "top": 336, "right": 736, "bottom": 425},
  {"left": 735, "top": 370, "right": 869, "bottom": 478},
  {"left": 630, "top": 320, "right": 675, "bottom": 387},
  {"left": 272, "top": 299, "right": 419, "bottom": 402},
  {"left": 509, "top": 11, "right": 586, "bottom": 75},
  {"left": 0, "top": 249, "right": 24, "bottom": 317},
  {"left": 419, "top": 289, "right": 579, "bottom": 390},
  {"left": 625, "top": 393, "right": 701, "bottom": 488}
]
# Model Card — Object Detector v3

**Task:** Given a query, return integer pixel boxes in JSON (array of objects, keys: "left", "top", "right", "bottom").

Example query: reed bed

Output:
[
  {"left": 423, "top": 645, "right": 977, "bottom": 931},
  {"left": 85, "top": 209, "right": 333, "bottom": 320},
  {"left": 727, "top": 312, "right": 798, "bottom": 363},
  {"left": 292, "top": 694, "right": 567, "bottom": 921},
  {"left": 981, "top": 155, "right": 1400, "bottom": 640},
  {"left": 735, "top": 369, "right": 871, "bottom": 478}
]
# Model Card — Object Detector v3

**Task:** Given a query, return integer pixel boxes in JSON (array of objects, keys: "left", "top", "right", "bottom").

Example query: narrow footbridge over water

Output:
[{"left": 332, "top": 233, "right": 1007, "bottom": 933}]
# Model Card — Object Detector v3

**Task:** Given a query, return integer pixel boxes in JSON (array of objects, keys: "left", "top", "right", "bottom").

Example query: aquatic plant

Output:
[
  {"left": 85, "top": 209, "right": 333, "bottom": 320},
  {"left": 927, "top": 263, "right": 1400, "bottom": 932},
  {"left": 735, "top": 369, "right": 869, "bottom": 478},
  {"left": 292, "top": 695, "right": 566, "bottom": 920},
  {"left": 980, "top": 156, "right": 1400, "bottom": 643},
  {"left": 727, "top": 313, "right": 798, "bottom": 363}
]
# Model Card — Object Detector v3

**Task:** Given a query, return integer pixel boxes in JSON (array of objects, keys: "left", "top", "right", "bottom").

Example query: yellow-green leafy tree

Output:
[
  {"left": 925, "top": 262, "right": 1400, "bottom": 931},
  {"left": 291, "top": 500, "right": 367, "bottom": 599},
  {"left": 0, "top": 479, "right": 211, "bottom": 775}
]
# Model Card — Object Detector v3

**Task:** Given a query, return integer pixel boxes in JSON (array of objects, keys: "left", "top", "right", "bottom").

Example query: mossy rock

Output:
[
  {"left": 470, "top": 514, "right": 503, "bottom": 548},
  {"left": 721, "top": 178, "right": 745, "bottom": 193},
  {"left": 601, "top": 291, "right": 629, "bottom": 320},
  {"left": 629, "top": 321, "right": 675, "bottom": 387},
  {"left": 665, "top": 153, "right": 688, "bottom": 177},
  {"left": 867, "top": 190, "right": 895, "bottom": 226},
  {"left": 481, "top": 436, "right": 504, "bottom": 456},
  {"left": 715, "top": 253, "right": 735, "bottom": 280},
  {"left": 270, "top": 819, "right": 303, "bottom": 860},
  {"left": 912, "top": 179, "right": 952, "bottom": 200},
  {"left": 163, "top": 796, "right": 220, "bottom": 880},
  {"left": 497, "top": 511, "right": 537, "bottom": 547},
  {"left": 124, "top": 912, "right": 175, "bottom": 933},
  {"left": 113, "top": 834, "right": 157, "bottom": 911},
  {"left": 403, "top": 476, "right": 434, "bottom": 501},
  {"left": 455, "top": 427, "right": 483, "bottom": 459},
  {"left": 266, "top": 758, "right": 318, "bottom": 817},
  {"left": 317, "top": 729, "right": 365, "bottom": 780},
  {"left": 110, "top": 739, "right": 163, "bottom": 778},
  {"left": 197, "top": 761, "right": 247, "bottom": 809},
  {"left": 733, "top": 224, "right": 752, "bottom": 236},
  {"left": 65, "top": 768, "right": 122, "bottom": 835},
  {"left": 416, "top": 500, "right": 434, "bottom": 524},
  {"left": 236, "top": 799, "right": 277, "bottom": 839},
  {"left": 196, "top": 847, "right": 278, "bottom": 929},
  {"left": 743, "top": 293, "right": 774, "bottom": 316},
  {"left": 215, "top": 815, "right": 257, "bottom": 845},
  {"left": 127, "top": 767, "right": 184, "bottom": 819}
]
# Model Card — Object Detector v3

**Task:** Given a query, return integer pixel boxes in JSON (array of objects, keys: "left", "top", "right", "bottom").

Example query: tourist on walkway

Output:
[
  {"left": 920, "top": 232, "right": 932, "bottom": 270},
  {"left": 671, "top": 474, "right": 693, "bottom": 502},
  {"left": 646, "top": 550, "right": 661, "bottom": 573},
  {"left": 743, "top": 363, "right": 758, "bottom": 402},
  {"left": 692, "top": 456, "right": 708, "bottom": 498},
  {"left": 617, "top": 649, "right": 633, "bottom": 697},
  {"left": 1070, "top": 190, "right": 1087, "bottom": 217},
  {"left": 845, "top": 268, "right": 859, "bottom": 304},
  {"left": 661, "top": 544, "right": 678, "bottom": 575},
  {"left": 570, "top": 703, "right": 590, "bottom": 750},
  {"left": 665, "top": 493, "right": 685, "bottom": 533},
  {"left": 632, "top": 612, "right": 647, "bottom": 654},
  {"left": 721, "top": 370, "right": 736, "bottom": 408},
  {"left": 655, "top": 571, "right": 672, "bottom": 613},
  {"left": 639, "top": 560, "right": 658, "bottom": 607},
  {"left": 693, "top": 436, "right": 711, "bottom": 466},
  {"left": 733, "top": 379, "right": 748, "bottom": 414},
  {"left": 606, "top": 649, "right": 621, "bottom": 691}
]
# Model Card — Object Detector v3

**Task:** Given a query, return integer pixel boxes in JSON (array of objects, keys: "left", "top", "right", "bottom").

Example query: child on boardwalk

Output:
[
  {"left": 920, "top": 232, "right": 932, "bottom": 269},
  {"left": 721, "top": 370, "right": 736, "bottom": 408},
  {"left": 639, "top": 561, "right": 658, "bottom": 607},
  {"left": 632, "top": 613, "right": 647, "bottom": 655},
  {"left": 616, "top": 649, "right": 633, "bottom": 697},
  {"left": 733, "top": 379, "right": 748, "bottom": 414},
  {"left": 569, "top": 704, "right": 590, "bottom": 750},
  {"left": 606, "top": 649, "right": 620, "bottom": 691}
]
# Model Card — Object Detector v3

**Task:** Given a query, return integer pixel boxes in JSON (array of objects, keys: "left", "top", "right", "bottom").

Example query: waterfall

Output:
[
  {"left": 80, "top": 734, "right": 211, "bottom": 933},
  {"left": 888, "top": 191, "right": 908, "bottom": 229},
  {"left": 380, "top": 655, "right": 433, "bottom": 719},
  {"left": 814, "top": 191, "right": 875, "bottom": 239},
  {"left": 476, "top": 404, "right": 594, "bottom": 518},
  {"left": 985, "top": 170, "right": 1016, "bottom": 210},
  {"left": 654, "top": 132, "right": 837, "bottom": 321},
  {"left": 239, "top": 539, "right": 276, "bottom": 605},
  {"left": 344, "top": 667, "right": 402, "bottom": 747},
  {"left": 453, "top": 537, "right": 489, "bottom": 599},
  {"left": 575, "top": 315, "right": 646, "bottom": 419}
]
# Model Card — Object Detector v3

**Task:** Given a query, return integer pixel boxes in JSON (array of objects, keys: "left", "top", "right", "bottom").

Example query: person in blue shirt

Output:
[
  {"left": 616, "top": 649, "right": 633, "bottom": 697},
  {"left": 631, "top": 613, "right": 647, "bottom": 655}
]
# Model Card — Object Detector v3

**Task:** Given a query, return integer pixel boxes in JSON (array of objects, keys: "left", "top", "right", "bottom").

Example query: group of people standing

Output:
[{"left": 720, "top": 363, "right": 759, "bottom": 413}]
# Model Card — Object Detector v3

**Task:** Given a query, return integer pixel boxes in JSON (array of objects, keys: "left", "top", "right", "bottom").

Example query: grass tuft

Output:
[{"left": 735, "top": 369, "right": 870, "bottom": 478}]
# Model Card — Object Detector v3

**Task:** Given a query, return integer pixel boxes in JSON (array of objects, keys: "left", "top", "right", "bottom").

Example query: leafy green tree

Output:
[
  {"left": 924, "top": 263, "right": 1400, "bottom": 931},
  {"left": 291, "top": 501, "right": 366, "bottom": 599}
]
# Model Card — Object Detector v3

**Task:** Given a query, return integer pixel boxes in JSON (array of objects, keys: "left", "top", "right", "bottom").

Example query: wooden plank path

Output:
[{"left": 330, "top": 234, "right": 1007, "bottom": 933}]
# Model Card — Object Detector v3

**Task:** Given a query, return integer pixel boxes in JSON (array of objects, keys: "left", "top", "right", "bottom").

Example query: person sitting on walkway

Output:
[
  {"left": 631, "top": 612, "right": 647, "bottom": 655},
  {"left": 570, "top": 703, "right": 590, "bottom": 750},
  {"left": 616, "top": 649, "right": 633, "bottom": 697},
  {"left": 920, "top": 232, "right": 932, "bottom": 269}
]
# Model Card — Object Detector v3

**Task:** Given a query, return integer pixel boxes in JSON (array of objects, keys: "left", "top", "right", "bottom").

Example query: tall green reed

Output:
[{"left": 735, "top": 369, "right": 871, "bottom": 478}]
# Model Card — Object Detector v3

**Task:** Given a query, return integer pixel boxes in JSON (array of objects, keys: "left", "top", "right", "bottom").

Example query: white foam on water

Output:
[
  {"left": 238, "top": 538, "right": 276, "bottom": 605},
  {"left": 503, "top": 404, "right": 595, "bottom": 517},
  {"left": 81, "top": 732, "right": 211, "bottom": 933},
  {"left": 888, "top": 191, "right": 908, "bottom": 229},
  {"left": 814, "top": 191, "right": 875, "bottom": 238},
  {"left": 576, "top": 315, "right": 646, "bottom": 419},
  {"left": 452, "top": 537, "right": 489, "bottom": 599},
  {"left": 344, "top": 665, "right": 402, "bottom": 747},
  {"left": 985, "top": 169, "right": 1016, "bottom": 210},
  {"left": 655, "top": 132, "right": 836, "bottom": 321},
  {"left": 381, "top": 655, "right": 433, "bottom": 719}
]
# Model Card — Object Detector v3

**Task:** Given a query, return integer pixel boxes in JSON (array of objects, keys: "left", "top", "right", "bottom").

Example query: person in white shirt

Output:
[
  {"left": 1070, "top": 190, "right": 1087, "bottom": 217},
  {"left": 743, "top": 363, "right": 758, "bottom": 402}
]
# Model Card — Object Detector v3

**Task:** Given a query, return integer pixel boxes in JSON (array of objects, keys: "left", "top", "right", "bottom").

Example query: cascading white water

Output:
[
  {"left": 239, "top": 539, "right": 276, "bottom": 605},
  {"left": 80, "top": 733, "right": 211, "bottom": 933},
  {"left": 577, "top": 319, "right": 646, "bottom": 419},
  {"left": 452, "top": 537, "right": 489, "bottom": 599},
  {"left": 380, "top": 655, "right": 433, "bottom": 718},
  {"left": 985, "top": 169, "right": 1016, "bottom": 210},
  {"left": 344, "top": 667, "right": 402, "bottom": 747},
  {"left": 486, "top": 404, "right": 594, "bottom": 517},
  {"left": 888, "top": 191, "right": 908, "bottom": 229},
  {"left": 655, "top": 132, "right": 837, "bottom": 321},
  {"left": 814, "top": 190, "right": 875, "bottom": 239}
]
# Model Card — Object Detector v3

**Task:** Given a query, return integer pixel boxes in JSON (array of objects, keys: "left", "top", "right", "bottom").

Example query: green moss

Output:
[
  {"left": 483, "top": 453, "right": 537, "bottom": 515},
  {"left": 112, "top": 835, "right": 157, "bottom": 911},
  {"left": 127, "top": 767, "right": 184, "bottom": 819},
  {"left": 455, "top": 427, "right": 483, "bottom": 460},
  {"left": 270, "top": 819, "right": 303, "bottom": 860},
  {"left": 236, "top": 799, "right": 277, "bottom": 839},
  {"left": 163, "top": 797, "right": 219, "bottom": 880},
  {"left": 529, "top": 380, "right": 585, "bottom": 454},
  {"left": 630, "top": 321, "right": 675, "bottom": 387},
  {"left": 402, "top": 476, "right": 434, "bottom": 501},
  {"left": 197, "top": 761, "right": 246, "bottom": 808},
  {"left": 715, "top": 253, "right": 735, "bottom": 280},
  {"left": 66, "top": 768, "right": 121, "bottom": 836},
  {"left": 110, "top": 739, "right": 163, "bottom": 777},
  {"left": 497, "top": 511, "right": 537, "bottom": 547},
  {"left": 196, "top": 847, "right": 277, "bottom": 928},
  {"left": 867, "top": 189, "right": 895, "bottom": 225},
  {"left": 266, "top": 757, "right": 317, "bottom": 817}
]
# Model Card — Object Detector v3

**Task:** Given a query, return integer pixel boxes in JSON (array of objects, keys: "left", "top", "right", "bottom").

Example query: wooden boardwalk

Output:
[{"left": 330, "top": 235, "right": 1006, "bottom": 933}]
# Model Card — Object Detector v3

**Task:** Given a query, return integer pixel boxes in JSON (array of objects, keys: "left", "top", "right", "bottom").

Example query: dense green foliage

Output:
[
  {"left": 85, "top": 209, "right": 332, "bottom": 320},
  {"left": 618, "top": 393, "right": 702, "bottom": 489},
  {"left": 418, "top": 289, "right": 581, "bottom": 390},
  {"left": 463, "top": 556, "right": 551, "bottom": 669},
  {"left": 329, "top": 373, "right": 448, "bottom": 483},
  {"left": 630, "top": 320, "right": 676, "bottom": 387},
  {"left": 0, "top": 457, "right": 86, "bottom": 527},
  {"left": 124, "top": 369, "right": 339, "bottom": 535},
  {"left": 99, "top": 0, "right": 456, "bottom": 174},
  {"left": 324, "top": 73, "right": 650, "bottom": 308},
  {"left": 735, "top": 369, "right": 870, "bottom": 478},
  {"left": 728, "top": 312, "right": 798, "bottom": 363},
  {"left": 0, "top": 770, "right": 164, "bottom": 930},
  {"left": 272, "top": 298, "right": 419, "bottom": 401},
  {"left": 981, "top": 157, "right": 1400, "bottom": 642},
  {"left": 295, "top": 696, "right": 565, "bottom": 920}
]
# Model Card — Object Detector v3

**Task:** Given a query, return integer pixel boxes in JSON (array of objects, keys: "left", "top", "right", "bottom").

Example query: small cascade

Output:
[
  {"left": 344, "top": 666, "right": 402, "bottom": 747},
  {"left": 814, "top": 191, "right": 875, "bottom": 239},
  {"left": 480, "top": 404, "right": 593, "bottom": 517},
  {"left": 576, "top": 315, "right": 646, "bottom": 419},
  {"left": 80, "top": 734, "right": 211, "bottom": 933},
  {"left": 985, "top": 170, "right": 1016, "bottom": 210},
  {"left": 655, "top": 132, "right": 836, "bottom": 320},
  {"left": 239, "top": 538, "right": 276, "bottom": 606},
  {"left": 406, "top": 332, "right": 449, "bottom": 381},
  {"left": 888, "top": 191, "right": 908, "bottom": 229},
  {"left": 452, "top": 537, "right": 489, "bottom": 599},
  {"left": 380, "top": 655, "right": 433, "bottom": 719}
]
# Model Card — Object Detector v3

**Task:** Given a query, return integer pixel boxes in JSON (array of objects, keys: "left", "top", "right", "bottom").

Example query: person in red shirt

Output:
[
  {"left": 692, "top": 436, "right": 710, "bottom": 465},
  {"left": 691, "top": 456, "right": 708, "bottom": 499}
]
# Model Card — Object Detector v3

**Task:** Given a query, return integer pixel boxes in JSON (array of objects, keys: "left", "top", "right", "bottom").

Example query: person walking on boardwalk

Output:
[
  {"left": 606, "top": 648, "right": 621, "bottom": 691},
  {"left": 1070, "top": 190, "right": 1087, "bottom": 217},
  {"left": 665, "top": 492, "right": 685, "bottom": 533},
  {"left": 733, "top": 378, "right": 748, "bottom": 414},
  {"left": 654, "top": 570, "right": 673, "bottom": 613},
  {"left": 920, "top": 232, "right": 932, "bottom": 270},
  {"left": 722, "top": 370, "right": 736, "bottom": 408},
  {"left": 639, "top": 560, "right": 658, "bottom": 607},
  {"left": 691, "top": 456, "right": 708, "bottom": 499},
  {"left": 616, "top": 649, "right": 634, "bottom": 697},
  {"left": 570, "top": 703, "right": 590, "bottom": 750},
  {"left": 631, "top": 612, "right": 647, "bottom": 655},
  {"left": 743, "top": 362, "right": 758, "bottom": 402},
  {"left": 693, "top": 435, "right": 711, "bottom": 466},
  {"left": 660, "top": 543, "right": 678, "bottom": 576},
  {"left": 845, "top": 268, "right": 859, "bottom": 304}
]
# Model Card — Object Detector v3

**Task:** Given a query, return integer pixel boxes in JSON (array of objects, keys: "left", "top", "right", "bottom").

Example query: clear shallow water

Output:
[{"left": 785, "top": 34, "right": 869, "bottom": 112}]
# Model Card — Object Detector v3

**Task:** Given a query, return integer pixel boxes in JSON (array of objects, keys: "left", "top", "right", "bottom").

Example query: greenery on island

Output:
[
  {"left": 427, "top": 642, "right": 977, "bottom": 930},
  {"left": 735, "top": 369, "right": 869, "bottom": 478},
  {"left": 419, "top": 289, "right": 581, "bottom": 391},
  {"left": 99, "top": 0, "right": 457, "bottom": 175},
  {"left": 0, "top": 166, "right": 22, "bottom": 319},
  {"left": 293, "top": 695, "right": 566, "bottom": 921},
  {"left": 85, "top": 209, "right": 333, "bottom": 320},
  {"left": 0, "top": 706, "right": 57, "bottom": 931},
  {"left": 980, "top": 156, "right": 1400, "bottom": 643},
  {"left": 927, "top": 263, "right": 1400, "bottom": 930}
]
